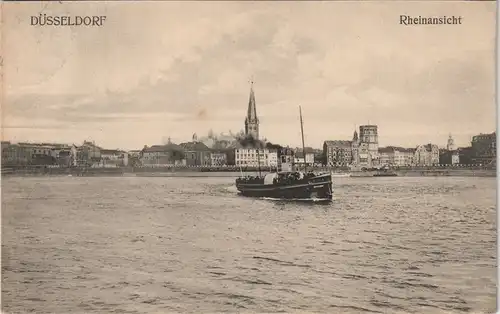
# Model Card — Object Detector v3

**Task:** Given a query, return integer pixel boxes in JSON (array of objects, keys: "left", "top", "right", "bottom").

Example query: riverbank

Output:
[
  {"left": 1, "top": 167, "right": 496, "bottom": 178},
  {"left": 351, "top": 169, "right": 496, "bottom": 178}
]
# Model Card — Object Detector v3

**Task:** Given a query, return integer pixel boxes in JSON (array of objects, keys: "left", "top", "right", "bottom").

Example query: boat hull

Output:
[{"left": 236, "top": 174, "right": 333, "bottom": 201}]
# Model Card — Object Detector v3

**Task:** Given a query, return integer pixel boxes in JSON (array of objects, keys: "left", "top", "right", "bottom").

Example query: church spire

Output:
[
  {"left": 246, "top": 80, "right": 258, "bottom": 122},
  {"left": 244, "top": 79, "right": 259, "bottom": 140}
]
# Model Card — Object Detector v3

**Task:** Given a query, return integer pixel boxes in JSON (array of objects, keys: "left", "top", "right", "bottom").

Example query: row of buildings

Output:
[
  {"left": 1, "top": 141, "right": 129, "bottom": 168},
  {"left": 0, "top": 139, "right": 289, "bottom": 168},
  {"left": 2, "top": 132, "right": 494, "bottom": 169},
  {"left": 323, "top": 126, "right": 496, "bottom": 168}
]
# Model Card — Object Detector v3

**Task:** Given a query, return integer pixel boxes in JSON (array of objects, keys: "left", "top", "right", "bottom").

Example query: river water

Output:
[{"left": 1, "top": 176, "right": 496, "bottom": 313}]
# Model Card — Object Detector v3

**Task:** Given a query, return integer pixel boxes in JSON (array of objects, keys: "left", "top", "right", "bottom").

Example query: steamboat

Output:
[{"left": 235, "top": 107, "right": 333, "bottom": 202}]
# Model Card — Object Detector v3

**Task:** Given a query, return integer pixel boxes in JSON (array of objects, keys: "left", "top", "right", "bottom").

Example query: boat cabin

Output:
[{"left": 265, "top": 171, "right": 318, "bottom": 185}]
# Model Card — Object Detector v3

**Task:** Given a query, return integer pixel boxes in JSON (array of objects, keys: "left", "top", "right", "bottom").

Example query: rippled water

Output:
[{"left": 1, "top": 176, "right": 496, "bottom": 313}]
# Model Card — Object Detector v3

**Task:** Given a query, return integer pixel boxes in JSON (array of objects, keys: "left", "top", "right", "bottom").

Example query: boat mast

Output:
[
  {"left": 299, "top": 106, "right": 307, "bottom": 173},
  {"left": 256, "top": 143, "right": 262, "bottom": 177}
]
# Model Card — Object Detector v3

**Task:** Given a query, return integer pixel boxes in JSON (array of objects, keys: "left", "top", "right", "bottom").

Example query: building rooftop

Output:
[
  {"left": 379, "top": 146, "right": 414, "bottom": 153},
  {"left": 294, "top": 151, "right": 314, "bottom": 158},
  {"left": 416, "top": 143, "right": 438, "bottom": 152},
  {"left": 101, "top": 149, "right": 123, "bottom": 155},
  {"left": 472, "top": 132, "right": 496, "bottom": 141},
  {"left": 378, "top": 147, "right": 394, "bottom": 153},
  {"left": 143, "top": 143, "right": 183, "bottom": 153},
  {"left": 294, "top": 147, "right": 316, "bottom": 154},
  {"left": 180, "top": 141, "right": 210, "bottom": 151},
  {"left": 324, "top": 140, "right": 352, "bottom": 148}
]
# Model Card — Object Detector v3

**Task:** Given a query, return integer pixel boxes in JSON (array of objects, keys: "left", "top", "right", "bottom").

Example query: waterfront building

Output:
[
  {"left": 1, "top": 142, "right": 72, "bottom": 166},
  {"left": 49, "top": 145, "right": 72, "bottom": 161},
  {"left": 323, "top": 140, "right": 353, "bottom": 167},
  {"left": 128, "top": 150, "right": 142, "bottom": 158},
  {"left": 126, "top": 150, "right": 142, "bottom": 167},
  {"left": 394, "top": 148, "right": 415, "bottom": 166},
  {"left": 439, "top": 150, "right": 460, "bottom": 165},
  {"left": 457, "top": 147, "right": 474, "bottom": 165},
  {"left": 471, "top": 131, "right": 496, "bottom": 164},
  {"left": 378, "top": 146, "right": 415, "bottom": 167},
  {"left": 414, "top": 144, "right": 439, "bottom": 166},
  {"left": 358, "top": 125, "right": 379, "bottom": 166},
  {"left": 53, "top": 145, "right": 72, "bottom": 164},
  {"left": 2, "top": 143, "right": 34, "bottom": 166},
  {"left": 356, "top": 142, "right": 372, "bottom": 168},
  {"left": 378, "top": 147, "right": 393, "bottom": 166},
  {"left": 55, "top": 150, "right": 72, "bottom": 167},
  {"left": 72, "top": 141, "right": 102, "bottom": 167},
  {"left": 179, "top": 141, "right": 211, "bottom": 166},
  {"left": 244, "top": 82, "right": 259, "bottom": 140},
  {"left": 235, "top": 148, "right": 277, "bottom": 167},
  {"left": 293, "top": 154, "right": 314, "bottom": 166},
  {"left": 308, "top": 148, "right": 323, "bottom": 165},
  {"left": 324, "top": 125, "right": 380, "bottom": 169},
  {"left": 141, "top": 143, "right": 185, "bottom": 167},
  {"left": 210, "top": 152, "right": 228, "bottom": 166},
  {"left": 293, "top": 147, "right": 315, "bottom": 166},
  {"left": 1, "top": 141, "right": 10, "bottom": 152},
  {"left": 267, "top": 150, "right": 278, "bottom": 168},
  {"left": 101, "top": 149, "right": 128, "bottom": 167}
]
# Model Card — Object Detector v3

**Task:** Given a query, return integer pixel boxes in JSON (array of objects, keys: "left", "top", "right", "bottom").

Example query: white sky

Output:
[{"left": 2, "top": 1, "right": 496, "bottom": 150}]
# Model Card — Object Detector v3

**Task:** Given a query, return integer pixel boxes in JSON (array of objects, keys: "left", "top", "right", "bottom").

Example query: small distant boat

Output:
[
  {"left": 235, "top": 106, "right": 333, "bottom": 202},
  {"left": 373, "top": 172, "right": 398, "bottom": 177},
  {"left": 373, "top": 168, "right": 398, "bottom": 177},
  {"left": 331, "top": 172, "right": 351, "bottom": 178}
]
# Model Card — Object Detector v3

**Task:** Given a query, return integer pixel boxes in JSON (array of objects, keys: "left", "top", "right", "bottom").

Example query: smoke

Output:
[
  {"left": 265, "top": 142, "right": 282, "bottom": 150},
  {"left": 235, "top": 134, "right": 265, "bottom": 149},
  {"left": 234, "top": 134, "right": 293, "bottom": 159}
]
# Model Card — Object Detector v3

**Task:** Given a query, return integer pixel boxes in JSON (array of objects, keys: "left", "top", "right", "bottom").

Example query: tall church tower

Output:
[{"left": 244, "top": 81, "right": 259, "bottom": 140}]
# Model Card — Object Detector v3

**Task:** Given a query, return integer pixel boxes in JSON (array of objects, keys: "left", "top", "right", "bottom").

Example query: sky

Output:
[{"left": 2, "top": 1, "right": 496, "bottom": 150}]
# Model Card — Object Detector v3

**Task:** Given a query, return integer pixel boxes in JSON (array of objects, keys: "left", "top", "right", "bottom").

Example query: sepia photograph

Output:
[{"left": 1, "top": 1, "right": 497, "bottom": 313}]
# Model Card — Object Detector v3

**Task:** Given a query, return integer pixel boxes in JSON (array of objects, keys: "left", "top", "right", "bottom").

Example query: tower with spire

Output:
[{"left": 244, "top": 80, "right": 259, "bottom": 140}]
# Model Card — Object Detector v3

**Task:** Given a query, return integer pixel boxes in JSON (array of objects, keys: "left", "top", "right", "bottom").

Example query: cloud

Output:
[
  {"left": 6, "top": 7, "right": 315, "bottom": 123},
  {"left": 2, "top": 1, "right": 495, "bottom": 149}
]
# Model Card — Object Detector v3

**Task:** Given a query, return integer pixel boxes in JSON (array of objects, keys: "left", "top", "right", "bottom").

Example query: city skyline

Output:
[
  {"left": 1, "top": 126, "right": 495, "bottom": 153},
  {"left": 3, "top": 2, "right": 495, "bottom": 150}
]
